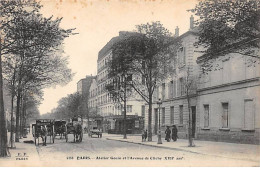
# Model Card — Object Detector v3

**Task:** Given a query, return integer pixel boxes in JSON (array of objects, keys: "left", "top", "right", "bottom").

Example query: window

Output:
[
  {"left": 161, "top": 107, "right": 165, "bottom": 125},
  {"left": 178, "top": 47, "right": 186, "bottom": 65},
  {"left": 222, "top": 103, "right": 229, "bottom": 128},
  {"left": 204, "top": 105, "right": 209, "bottom": 128},
  {"left": 179, "top": 78, "right": 185, "bottom": 96},
  {"left": 170, "top": 106, "right": 174, "bottom": 125},
  {"left": 179, "top": 105, "right": 183, "bottom": 124},
  {"left": 141, "top": 105, "right": 145, "bottom": 118},
  {"left": 135, "top": 120, "right": 140, "bottom": 128},
  {"left": 162, "top": 83, "right": 165, "bottom": 100},
  {"left": 168, "top": 81, "right": 173, "bottom": 98},
  {"left": 173, "top": 80, "right": 176, "bottom": 97},
  {"left": 127, "top": 105, "right": 132, "bottom": 113},
  {"left": 244, "top": 99, "right": 254, "bottom": 130}
]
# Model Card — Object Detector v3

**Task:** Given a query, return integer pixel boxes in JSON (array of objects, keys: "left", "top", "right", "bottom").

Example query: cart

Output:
[
  {"left": 54, "top": 120, "right": 66, "bottom": 139},
  {"left": 90, "top": 127, "right": 102, "bottom": 138},
  {"left": 32, "top": 119, "right": 55, "bottom": 145},
  {"left": 65, "top": 116, "right": 83, "bottom": 143}
]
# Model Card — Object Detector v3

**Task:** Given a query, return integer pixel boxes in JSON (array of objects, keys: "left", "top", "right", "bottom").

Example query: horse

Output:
[
  {"left": 73, "top": 124, "right": 82, "bottom": 142},
  {"left": 39, "top": 125, "right": 47, "bottom": 146},
  {"left": 56, "top": 124, "right": 66, "bottom": 139}
]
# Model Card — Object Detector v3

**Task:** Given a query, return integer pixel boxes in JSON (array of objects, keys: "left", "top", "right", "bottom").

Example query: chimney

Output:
[
  {"left": 190, "top": 15, "right": 194, "bottom": 30},
  {"left": 175, "top": 26, "right": 179, "bottom": 37}
]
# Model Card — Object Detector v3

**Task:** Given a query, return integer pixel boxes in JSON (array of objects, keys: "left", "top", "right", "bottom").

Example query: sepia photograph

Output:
[{"left": 0, "top": 0, "right": 259, "bottom": 167}]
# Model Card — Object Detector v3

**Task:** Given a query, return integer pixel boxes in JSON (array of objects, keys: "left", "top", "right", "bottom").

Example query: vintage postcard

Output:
[{"left": 0, "top": 0, "right": 259, "bottom": 167}]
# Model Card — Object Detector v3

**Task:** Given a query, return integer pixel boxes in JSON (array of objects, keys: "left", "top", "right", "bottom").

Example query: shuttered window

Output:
[
  {"left": 179, "top": 105, "right": 183, "bottom": 124},
  {"left": 170, "top": 106, "right": 174, "bottom": 125},
  {"left": 162, "top": 107, "right": 165, "bottom": 125},
  {"left": 222, "top": 103, "right": 229, "bottom": 128},
  {"left": 244, "top": 100, "right": 254, "bottom": 130},
  {"left": 204, "top": 105, "right": 209, "bottom": 127}
]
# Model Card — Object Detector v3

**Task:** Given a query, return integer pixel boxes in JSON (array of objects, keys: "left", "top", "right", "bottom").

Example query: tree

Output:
[
  {"left": 105, "top": 42, "right": 134, "bottom": 138},
  {"left": 1, "top": 2, "right": 73, "bottom": 142},
  {"left": 0, "top": 0, "right": 38, "bottom": 157},
  {"left": 182, "top": 67, "right": 198, "bottom": 147},
  {"left": 190, "top": 0, "right": 260, "bottom": 72},
  {"left": 110, "top": 22, "right": 180, "bottom": 141},
  {"left": 0, "top": 0, "right": 74, "bottom": 156}
]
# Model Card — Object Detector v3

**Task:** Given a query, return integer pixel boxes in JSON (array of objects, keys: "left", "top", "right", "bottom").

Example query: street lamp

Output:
[{"left": 157, "top": 98, "right": 162, "bottom": 144}]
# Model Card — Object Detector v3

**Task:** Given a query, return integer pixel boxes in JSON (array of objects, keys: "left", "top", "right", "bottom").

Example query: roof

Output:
[
  {"left": 98, "top": 27, "right": 200, "bottom": 61},
  {"left": 97, "top": 31, "right": 142, "bottom": 61}
]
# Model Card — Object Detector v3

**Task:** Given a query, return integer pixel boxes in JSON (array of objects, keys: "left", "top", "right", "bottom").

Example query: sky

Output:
[{"left": 38, "top": 0, "right": 198, "bottom": 115}]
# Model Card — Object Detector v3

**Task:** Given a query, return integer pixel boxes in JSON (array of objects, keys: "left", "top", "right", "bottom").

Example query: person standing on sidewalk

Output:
[
  {"left": 172, "top": 125, "right": 178, "bottom": 142},
  {"left": 165, "top": 126, "right": 171, "bottom": 142}
]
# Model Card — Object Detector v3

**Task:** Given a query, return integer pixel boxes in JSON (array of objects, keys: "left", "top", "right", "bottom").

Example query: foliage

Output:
[
  {"left": 190, "top": 0, "right": 260, "bottom": 72},
  {"left": 190, "top": 0, "right": 259, "bottom": 56},
  {"left": 109, "top": 22, "right": 180, "bottom": 141}
]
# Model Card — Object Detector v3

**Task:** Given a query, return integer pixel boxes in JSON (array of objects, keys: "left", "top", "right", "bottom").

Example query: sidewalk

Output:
[
  {"left": 104, "top": 133, "right": 260, "bottom": 163},
  {"left": 4, "top": 132, "right": 40, "bottom": 163}
]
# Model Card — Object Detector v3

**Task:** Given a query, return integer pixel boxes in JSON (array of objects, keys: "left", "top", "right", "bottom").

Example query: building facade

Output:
[
  {"left": 88, "top": 32, "right": 145, "bottom": 133},
  {"left": 196, "top": 52, "right": 260, "bottom": 144},
  {"left": 144, "top": 16, "right": 202, "bottom": 139}
]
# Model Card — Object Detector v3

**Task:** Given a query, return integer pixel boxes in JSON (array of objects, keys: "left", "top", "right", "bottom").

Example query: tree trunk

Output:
[
  {"left": 9, "top": 94, "right": 15, "bottom": 148},
  {"left": 187, "top": 93, "right": 193, "bottom": 147},
  {"left": 21, "top": 96, "right": 26, "bottom": 138},
  {"left": 123, "top": 99, "right": 127, "bottom": 139},
  {"left": 15, "top": 88, "right": 21, "bottom": 142},
  {"left": 123, "top": 80, "right": 127, "bottom": 139},
  {"left": 9, "top": 69, "right": 16, "bottom": 148},
  {"left": 0, "top": 38, "right": 10, "bottom": 157},
  {"left": 147, "top": 94, "right": 153, "bottom": 141},
  {"left": 19, "top": 94, "right": 23, "bottom": 139}
]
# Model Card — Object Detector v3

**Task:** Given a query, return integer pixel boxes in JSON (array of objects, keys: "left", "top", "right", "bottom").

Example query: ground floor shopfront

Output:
[{"left": 104, "top": 115, "right": 144, "bottom": 134}]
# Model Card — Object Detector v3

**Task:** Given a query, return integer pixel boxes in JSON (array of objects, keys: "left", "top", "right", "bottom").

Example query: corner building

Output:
[{"left": 89, "top": 31, "right": 145, "bottom": 134}]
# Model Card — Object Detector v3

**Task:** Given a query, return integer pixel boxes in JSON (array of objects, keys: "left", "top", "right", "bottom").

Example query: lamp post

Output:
[{"left": 157, "top": 98, "right": 162, "bottom": 144}]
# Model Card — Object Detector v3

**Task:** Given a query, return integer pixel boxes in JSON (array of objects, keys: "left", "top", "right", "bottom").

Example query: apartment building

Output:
[
  {"left": 89, "top": 32, "right": 145, "bottom": 133},
  {"left": 145, "top": 16, "right": 202, "bottom": 139}
]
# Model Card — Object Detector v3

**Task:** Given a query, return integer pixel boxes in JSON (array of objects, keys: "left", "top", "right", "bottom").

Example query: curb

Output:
[
  {"left": 106, "top": 138, "right": 260, "bottom": 163},
  {"left": 106, "top": 138, "right": 202, "bottom": 155}
]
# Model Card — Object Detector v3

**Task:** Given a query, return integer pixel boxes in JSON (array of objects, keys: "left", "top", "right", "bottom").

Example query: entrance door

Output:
[
  {"left": 191, "top": 106, "right": 196, "bottom": 138},
  {"left": 154, "top": 108, "right": 158, "bottom": 135}
]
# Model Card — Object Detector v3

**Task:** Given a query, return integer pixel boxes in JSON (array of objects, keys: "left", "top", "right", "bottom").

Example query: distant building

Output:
[{"left": 77, "top": 75, "right": 96, "bottom": 96}]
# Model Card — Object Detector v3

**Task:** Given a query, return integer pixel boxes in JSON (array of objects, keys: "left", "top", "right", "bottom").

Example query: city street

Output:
[{"left": 3, "top": 133, "right": 258, "bottom": 167}]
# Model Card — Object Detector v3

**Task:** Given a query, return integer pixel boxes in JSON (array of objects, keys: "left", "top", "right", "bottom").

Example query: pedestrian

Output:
[
  {"left": 172, "top": 125, "right": 178, "bottom": 142},
  {"left": 142, "top": 129, "right": 148, "bottom": 142},
  {"left": 165, "top": 126, "right": 171, "bottom": 142}
]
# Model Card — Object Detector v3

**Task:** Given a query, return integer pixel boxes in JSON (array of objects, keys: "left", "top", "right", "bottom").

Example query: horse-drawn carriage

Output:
[
  {"left": 32, "top": 119, "right": 55, "bottom": 146},
  {"left": 54, "top": 120, "right": 66, "bottom": 139},
  {"left": 65, "top": 116, "right": 83, "bottom": 143}
]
